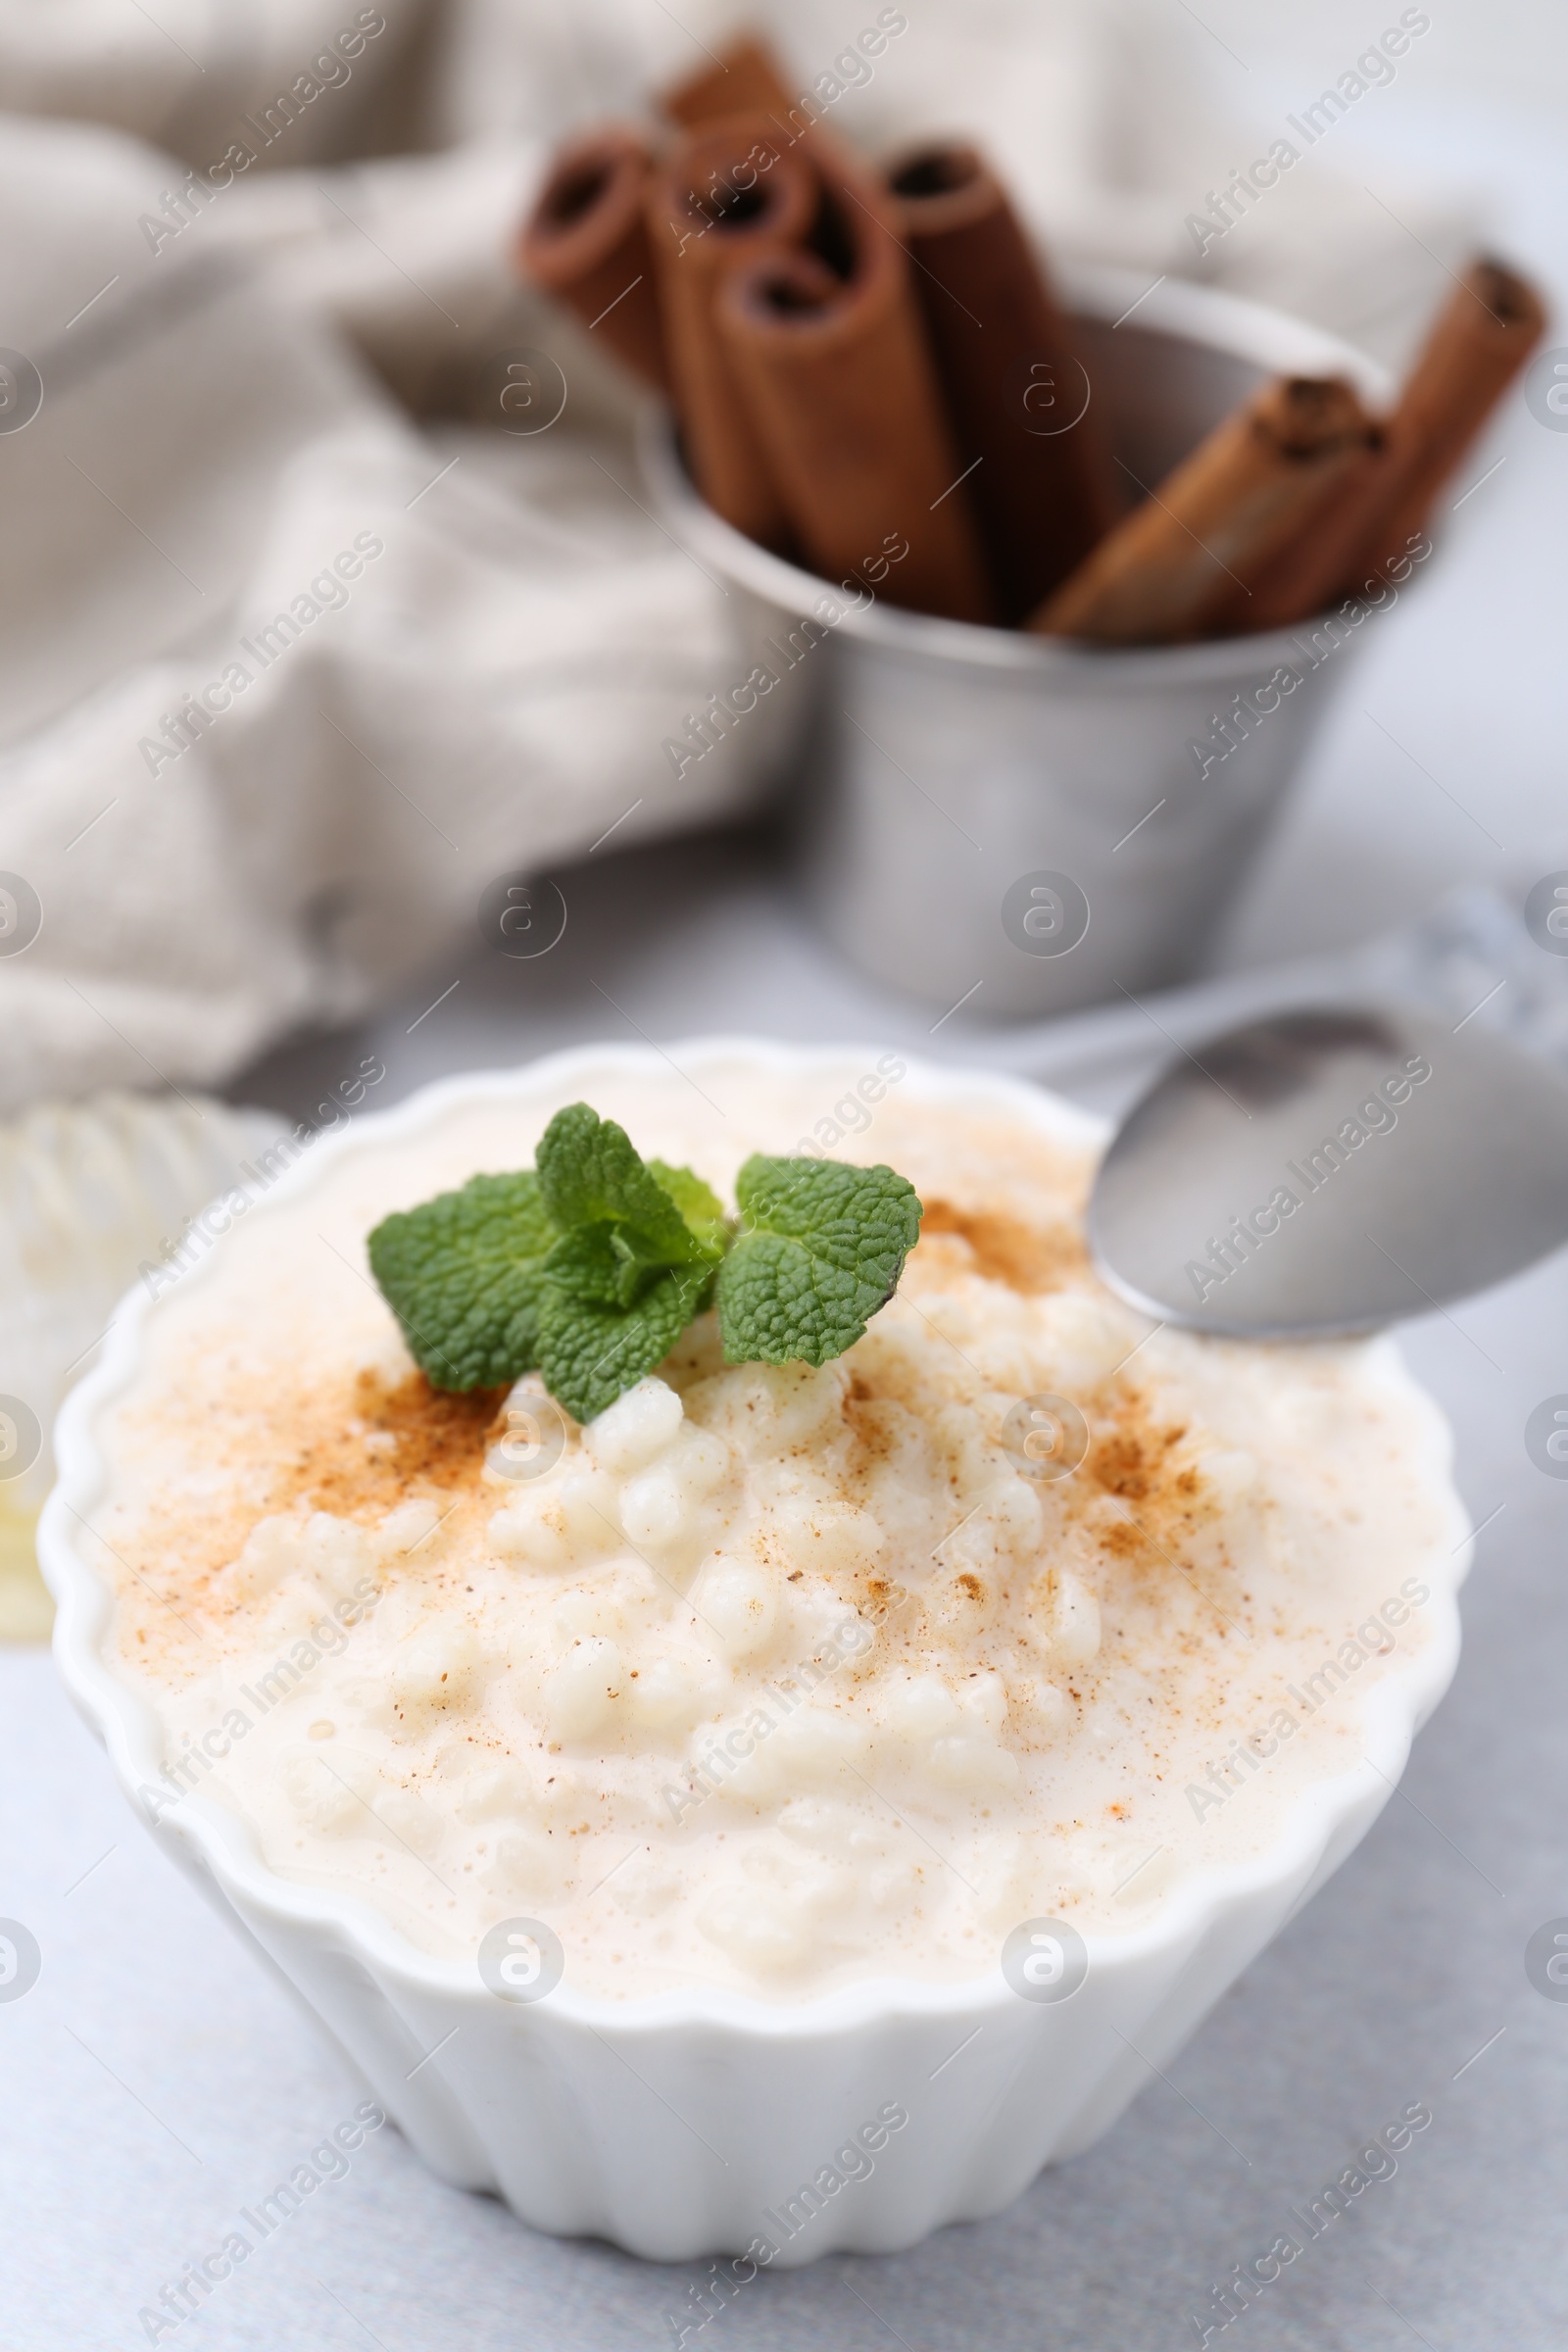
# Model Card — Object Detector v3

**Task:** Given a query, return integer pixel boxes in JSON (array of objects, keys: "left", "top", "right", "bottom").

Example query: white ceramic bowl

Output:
[{"left": 39, "top": 1042, "right": 1470, "bottom": 2266}]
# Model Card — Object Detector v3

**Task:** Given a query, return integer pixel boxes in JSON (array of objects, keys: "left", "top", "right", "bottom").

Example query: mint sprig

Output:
[
  {"left": 367, "top": 1102, "right": 922, "bottom": 1425},
  {"left": 532, "top": 1104, "right": 727, "bottom": 1420}
]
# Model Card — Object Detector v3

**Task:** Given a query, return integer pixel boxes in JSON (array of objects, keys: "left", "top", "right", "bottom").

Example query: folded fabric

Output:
[{"left": 0, "top": 115, "right": 780, "bottom": 1116}]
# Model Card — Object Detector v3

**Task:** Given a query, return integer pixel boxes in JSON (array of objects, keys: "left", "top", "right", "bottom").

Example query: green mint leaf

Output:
[
  {"left": 543, "top": 1224, "right": 643, "bottom": 1310},
  {"left": 536, "top": 1104, "right": 712, "bottom": 1266},
  {"left": 538, "top": 1262, "right": 713, "bottom": 1425},
  {"left": 648, "top": 1159, "right": 730, "bottom": 1255},
  {"left": 543, "top": 1223, "right": 715, "bottom": 1314},
  {"left": 529, "top": 1111, "right": 727, "bottom": 1420},
  {"left": 715, "top": 1155, "right": 922, "bottom": 1368},
  {"left": 368, "top": 1171, "right": 561, "bottom": 1392}
]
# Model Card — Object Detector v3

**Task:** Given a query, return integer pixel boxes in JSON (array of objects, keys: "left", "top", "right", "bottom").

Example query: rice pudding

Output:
[{"left": 89, "top": 1057, "right": 1459, "bottom": 2001}]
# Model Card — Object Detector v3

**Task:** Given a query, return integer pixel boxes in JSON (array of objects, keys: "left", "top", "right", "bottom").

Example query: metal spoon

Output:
[{"left": 1089, "top": 1004, "right": 1568, "bottom": 1338}]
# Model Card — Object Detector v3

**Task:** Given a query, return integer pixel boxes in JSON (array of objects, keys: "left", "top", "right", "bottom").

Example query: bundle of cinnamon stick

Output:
[{"left": 518, "top": 34, "right": 1545, "bottom": 646}]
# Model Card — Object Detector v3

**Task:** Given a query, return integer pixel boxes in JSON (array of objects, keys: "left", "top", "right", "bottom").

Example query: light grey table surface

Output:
[{"left": 7, "top": 95, "right": 1568, "bottom": 2352}]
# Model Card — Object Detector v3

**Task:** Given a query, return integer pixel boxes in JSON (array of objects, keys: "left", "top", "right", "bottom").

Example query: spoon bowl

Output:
[{"left": 1090, "top": 1004, "right": 1568, "bottom": 1337}]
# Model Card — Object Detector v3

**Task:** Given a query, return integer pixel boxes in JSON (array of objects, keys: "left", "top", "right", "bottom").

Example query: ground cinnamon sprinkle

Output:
[
  {"left": 1089, "top": 1418, "right": 1190, "bottom": 1503},
  {"left": 1072, "top": 1389, "right": 1224, "bottom": 1575},
  {"left": 915, "top": 1198, "right": 1085, "bottom": 1294},
  {"left": 276, "top": 1371, "right": 507, "bottom": 1518}
]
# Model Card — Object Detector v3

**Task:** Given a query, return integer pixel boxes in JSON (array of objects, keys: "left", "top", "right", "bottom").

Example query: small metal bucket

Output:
[{"left": 640, "top": 262, "right": 1392, "bottom": 1019}]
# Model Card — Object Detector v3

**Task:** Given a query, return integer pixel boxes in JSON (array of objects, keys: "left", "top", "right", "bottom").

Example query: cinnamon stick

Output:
[
  {"left": 716, "top": 205, "right": 995, "bottom": 624},
  {"left": 885, "top": 141, "right": 1119, "bottom": 622},
  {"left": 1215, "top": 435, "right": 1386, "bottom": 633},
  {"left": 1029, "top": 375, "right": 1377, "bottom": 646},
  {"left": 647, "top": 117, "right": 822, "bottom": 547},
  {"left": 662, "top": 34, "right": 797, "bottom": 130},
  {"left": 1237, "top": 256, "right": 1546, "bottom": 628},
  {"left": 517, "top": 126, "right": 668, "bottom": 390}
]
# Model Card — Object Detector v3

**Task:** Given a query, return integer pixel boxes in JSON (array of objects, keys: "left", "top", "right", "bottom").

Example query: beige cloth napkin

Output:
[{"left": 0, "top": 0, "right": 1479, "bottom": 1115}]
